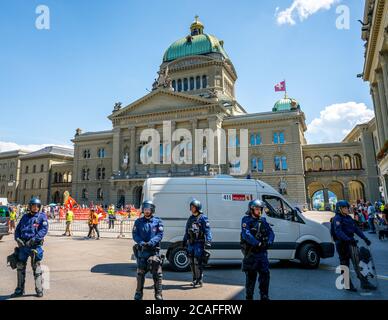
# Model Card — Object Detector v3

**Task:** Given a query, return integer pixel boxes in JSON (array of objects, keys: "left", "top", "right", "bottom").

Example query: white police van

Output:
[{"left": 141, "top": 176, "right": 334, "bottom": 271}]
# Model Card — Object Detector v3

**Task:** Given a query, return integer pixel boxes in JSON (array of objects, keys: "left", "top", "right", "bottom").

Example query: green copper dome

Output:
[
  {"left": 163, "top": 17, "right": 229, "bottom": 62},
  {"left": 273, "top": 97, "right": 301, "bottom": 112}
]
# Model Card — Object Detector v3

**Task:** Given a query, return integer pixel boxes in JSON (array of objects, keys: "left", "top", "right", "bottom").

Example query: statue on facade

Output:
[
  {"left": 279, "top": 178, "right": 288, "bottom": 195},
  {"left": 152, "top": 66, "right": 173, "bottom": 91},
  {"left": 113, "top": 102, "right": 122, "bottom": 112}
]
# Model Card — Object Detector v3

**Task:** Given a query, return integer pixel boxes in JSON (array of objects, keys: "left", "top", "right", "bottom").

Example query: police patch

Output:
[
  {"left": 336, "top": 221, "right": 341, "bottom": 226},
  {"left": 242, "top": 223, "right": 247, "bottom": 228},
  {"left": 206, "top": 223, "right": 210, "bottom": 227},
  {"left": 159, "top": 226, "right": 164, "bottom": 231},
  {"left": 42, "top": 221, "right": 48, "bottom": 226}
]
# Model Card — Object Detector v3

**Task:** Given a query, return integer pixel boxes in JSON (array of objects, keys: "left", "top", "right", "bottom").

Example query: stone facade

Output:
[
  {"left": 18, "top": 147, "right": 73, "bottom": 204},
  {"left": 0, "top": 150, "right": 28, "bottom": 203},
  {"left": 361, "top": 0, "right": 388, "bottom": 201}
]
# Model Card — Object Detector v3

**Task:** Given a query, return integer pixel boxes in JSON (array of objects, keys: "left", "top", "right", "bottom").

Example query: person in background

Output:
[
  {"left": 9, "top": 207, "right": 17, "bottom": 233},
  {"left": 382, "top": 203, "right": 388, "bottom": 225},
  {"left": 108, "top": 204, "right": 116, "bottom": 229},
  {"left": 63, "top": 209, "right": 74, "bottom": 236},
  {"left": 367, "top": 201, "right": 376, "bottom": 234},
  {"left": 87, "top": 208, "right": 100, "bottom": 240}
]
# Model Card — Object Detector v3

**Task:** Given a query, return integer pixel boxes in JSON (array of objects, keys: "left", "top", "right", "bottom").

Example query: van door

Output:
[
  {"left": 261, "top": 194, "right": 300, "bottom": 260},
  {"left": 206, "top": 179, "right": 257, "bottom": 260}
]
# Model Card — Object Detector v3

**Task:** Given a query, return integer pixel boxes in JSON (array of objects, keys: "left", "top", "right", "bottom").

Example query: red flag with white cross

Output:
[{"left": 274, "top": 80, "right": 286, "bottom": 92}]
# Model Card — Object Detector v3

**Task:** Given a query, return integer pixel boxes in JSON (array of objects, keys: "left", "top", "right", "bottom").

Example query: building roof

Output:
[
  {"left": 19, "top": 146, "right": 74, "bottom": 160},
  {"left": 273, "top": 97, "right": 301, "bottom": 112},
  {"left": 163, "top": 18, "right": 229, "bottom": 62},
  {"left": 0, "top": 149, "right": 30, "bottom": 159}
]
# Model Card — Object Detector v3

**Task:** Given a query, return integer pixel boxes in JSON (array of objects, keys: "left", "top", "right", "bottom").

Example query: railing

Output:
[{"left": 47, "top": 218, "right": 135, "bottom": 238}]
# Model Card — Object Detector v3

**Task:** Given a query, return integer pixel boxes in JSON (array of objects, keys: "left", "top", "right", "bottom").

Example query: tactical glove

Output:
[
  {"left": 16, "top": 238, "right": 25, "bottom": 248},
  {"left": 25, "top": 239, "right": 35, "bottom": 247},
  {"left": 364, "top": 238, "right": 371, "bottom": 246}
]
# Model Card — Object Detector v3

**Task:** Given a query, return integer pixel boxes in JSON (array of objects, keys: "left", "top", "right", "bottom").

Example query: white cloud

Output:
[
  {"left": 0, "top": 141, "right": 71, "bottom": 153},
  {"left": 276, "top": 0, "right": 339, "bottom": 25},
  {"left": 306, "top": 102, "right": 375, "bottom": 144}
]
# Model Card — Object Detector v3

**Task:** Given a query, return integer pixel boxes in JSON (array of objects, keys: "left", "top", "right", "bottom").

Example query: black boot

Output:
[
  {"left": 361, "top": 279, "right": 377, "bottom": 291},
  {"left": 11, "top": 287, "right": 24, "bottom": 298},
  {"left": 154, "top": 274, "right": 163, "bottom": 300},
  {"left": 245, "top": 271, "right": 257, "bottom": 300},
  {"left": 134, "top": 272, "right": 145, "bottom": 300},
  {"left": 12, "top": 264, "right": 26, "bottom": 298},
  {"left": 259, "top": 271, "right": 270, "bottom": 301}
]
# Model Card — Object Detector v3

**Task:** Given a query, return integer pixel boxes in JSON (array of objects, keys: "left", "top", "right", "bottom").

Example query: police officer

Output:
[
  {"left": 241, "top": 199, "right": 274, "bottom": 300},
  {"left": 132, "top": 200, "right": 164, "bottom": 300},
  {"left": 12, "top": 197, "right": 48, "bottom": 298},
  {"left": 332, "top": 200, "right": 376, "bottom": 291},
  {"left": 183, "top": 199, "right": 212, "bottom": 288}
]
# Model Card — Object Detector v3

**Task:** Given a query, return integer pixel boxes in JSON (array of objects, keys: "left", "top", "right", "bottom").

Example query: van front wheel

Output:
[
  {"left": 168, "top": 246, "right": 191, "bottom": 272},
  {"left": 299, "top": 243, "right": 320, "bottom": 269}
]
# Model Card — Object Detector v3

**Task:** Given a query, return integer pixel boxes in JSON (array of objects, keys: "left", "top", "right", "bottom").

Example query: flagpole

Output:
[{"left": 284, "top": 79, "right": 287, "bottom": 99}]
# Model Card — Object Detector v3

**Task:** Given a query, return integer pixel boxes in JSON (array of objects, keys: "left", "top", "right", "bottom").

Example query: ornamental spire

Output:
[{"left": 190, "top": 15, "right": 204, "bottom": 36}]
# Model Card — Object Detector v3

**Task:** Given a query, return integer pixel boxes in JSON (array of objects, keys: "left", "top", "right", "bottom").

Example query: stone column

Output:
[
  {"left": 323, "top": 188, "right": 330, "bottom": 210},
  {"left": 208, "top": 116, "right": 223, "bottom": 174},
  {"left": 171, "top": 121, "right": 177, "bottom": 173},
  {"left": 376, "top": 70, "right": 388, "bottom": 141},
  {"left": 371, "top": 84, "right": 386, "bottom": 148},
  {"left": 380, "top": 52, "right": 388, "bottom": 109},
  {"left": 112, "top": 127, "right": 121, "bottom": 174},
  {"left": 129, "top": 127, "right": 136, "bottom": 175},
  {"left": 191, "top": 119, "right": 198, "bottom": 173}
]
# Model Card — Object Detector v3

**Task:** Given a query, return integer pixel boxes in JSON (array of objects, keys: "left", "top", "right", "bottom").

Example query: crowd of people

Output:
[{"left": 350, "top": 200, "right": 388, "bottom": 238}]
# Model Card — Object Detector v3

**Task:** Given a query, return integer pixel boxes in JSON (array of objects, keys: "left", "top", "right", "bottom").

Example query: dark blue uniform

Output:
[
  {"left": 132, "top": 215, "right": 164, "bottom": 299},
  {"left": 183, "top": 214, "right": 212, "bottom": 285},
  {"left": 14, "top": 211, "right": 48, "bottom": 295},
  {"left": 241, "top": 214, "right": 274, "bottom": 299},
  {"left": 332, "top": 212, "right": 367, "bottom": 268}
]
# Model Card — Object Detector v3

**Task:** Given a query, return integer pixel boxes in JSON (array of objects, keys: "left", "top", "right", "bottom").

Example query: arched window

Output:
[
  {"left": 25, "top": 166, "right": 29, "bottom": 174},
  {"left": 24, "top": 180, "right": 28, "bottom": 190},
  {"left": 40, "top": 164, "right": 44, "bottom": 172},
  {"left": 202, "top": 75, "right": 208, "bottom": 88},
  {"left": 196, "top": 76, "right": 201, "bottom": 89},
  {"left": 275, "top": 156, "right": 287, "bottom": 171},
  {"left": 54, "top": 172, "right": 58, "bottom": 183},
  {"left": 63, "top": 172, "right": 68, "bottom": 183},
  {"left": 344, "top": 155, "right": 352, "bottom": 170},
  {"left": 323, "top": 156, "right": 332, "bottom": 171},
  {"left": 305, "top": 157, "right": 313, "bottom": 171},
  {"left": 183, "top": 78, "right": 188, "bottom": 91},
  {"left": 354, "top": 154, "right": 362, "bottom": 169},
  {"left": 33, "top": 165, "right": 36, "bottom": 173},
  {"left": 0, "top": 186, "right": 5, "bottom": 195},
  {"left": 81, "top": 168, "right": 90, "bottom": 181},
  {"left": 313, "top": 157, "right": 323, "bottom": 171},
  {"left": 68, "top": 172, "right": 72, "bottom": 183},
  {"left": 97, "top": 167, "right": 106, "bottom": 180},
  {"left": 39, "top": 179, "right": 43, "bottom": 189},
  {"left": 83, "top": 149, "right": 91, "bottom": 159},
  {"left": 333, "top": 155, "right": 342, "bottom": 170},
  {"left": 31, "top": 179, "right": 35, "bottom": 190},
  {"left": 9, "top": 175, "right": 13, "bottom": 182},
  {"left": 177, "top": 79, "right": 182, "bottom": 92},
  {"left": 58, "top": 173, "right": 63, "bottom": 183},
  {"left": 189, "top": 77, "right": 195, "bottom": 90},
  {"left": 172, "top": 80, "right": 176, "bottom": 91}
]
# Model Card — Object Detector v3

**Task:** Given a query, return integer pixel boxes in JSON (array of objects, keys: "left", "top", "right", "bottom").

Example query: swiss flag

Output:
[
  {"left": 64, "top": 195, "right": 78, "bottom": 209},
  {"left": 274, "top": 81, "right": 286, "bottom": 92}
]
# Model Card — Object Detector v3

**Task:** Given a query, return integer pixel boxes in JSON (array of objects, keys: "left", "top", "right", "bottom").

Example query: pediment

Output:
[{"left": 109, "top": 89, "right": 214, "bottom": 119}]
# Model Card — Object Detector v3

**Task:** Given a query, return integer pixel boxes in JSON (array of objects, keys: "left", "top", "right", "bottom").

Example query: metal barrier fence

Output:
[{"left": 47, "top": 218, "right": 135, "bottom": 238}]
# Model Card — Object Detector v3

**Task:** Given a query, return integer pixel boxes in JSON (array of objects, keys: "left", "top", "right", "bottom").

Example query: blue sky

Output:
[{"left": 0, "top": 0, "right": 374, "bottom": 150}]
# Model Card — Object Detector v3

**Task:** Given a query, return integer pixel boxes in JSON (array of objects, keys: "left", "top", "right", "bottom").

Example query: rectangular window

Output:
[
  {"left": 258, "top": 159, "right": 264, "bottom": 172},
  {"left": 273, "top": 133, "right": 279, "bottom": 144},
  {"left": 274, "top": 156, "right": 281, "bottom": 171}
]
